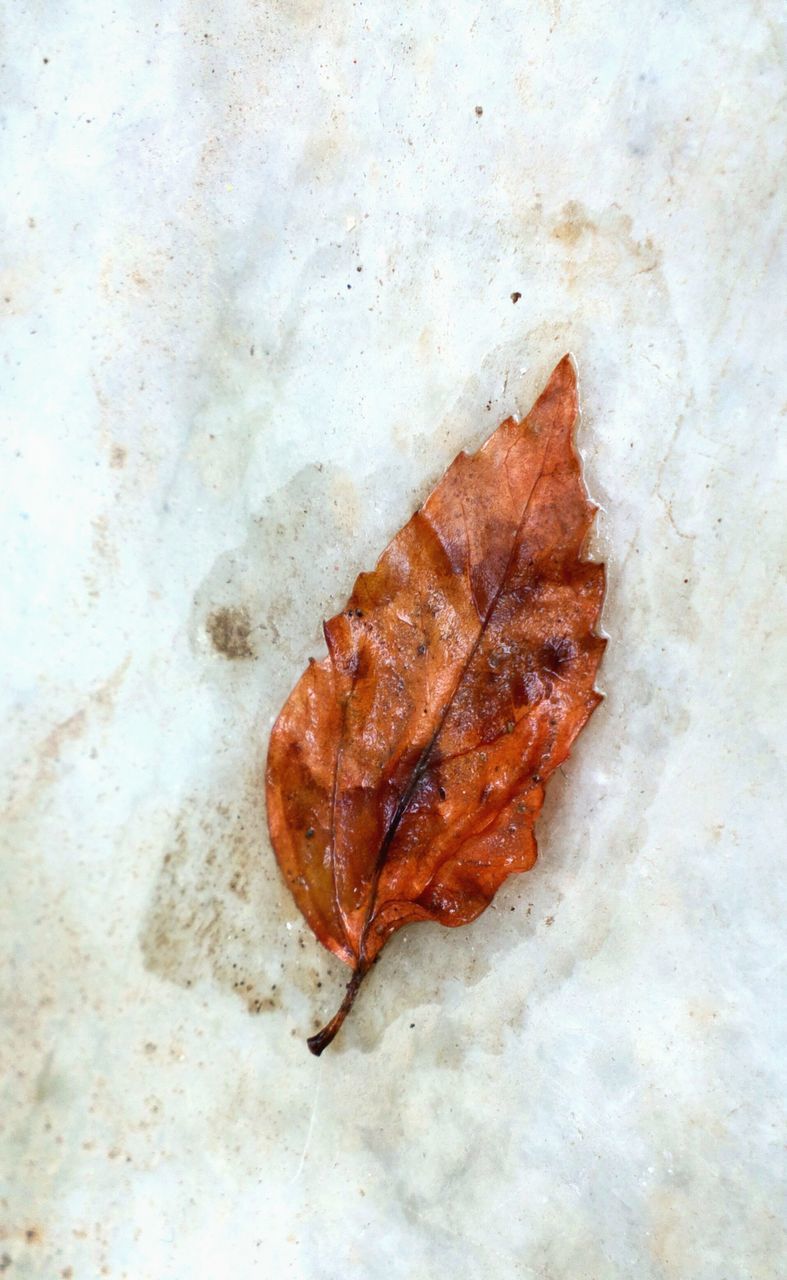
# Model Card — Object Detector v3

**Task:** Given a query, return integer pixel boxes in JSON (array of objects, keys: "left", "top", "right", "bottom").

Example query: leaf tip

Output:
[
  {"left": 550, "top": 350, "right": 578, "bottom": 397},
  {"left": 528, "top": 352, "right": 579, "bottom": 437}
]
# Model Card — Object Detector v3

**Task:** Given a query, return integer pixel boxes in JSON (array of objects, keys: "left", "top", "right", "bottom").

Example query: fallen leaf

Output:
[{"left": 266, "top": 356, "right": 605, "bottom": 1053}]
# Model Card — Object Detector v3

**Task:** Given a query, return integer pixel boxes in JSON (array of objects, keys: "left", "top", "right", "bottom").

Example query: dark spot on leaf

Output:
[{"left": 539, "top": 635, "right": 577, "bottom": 674}]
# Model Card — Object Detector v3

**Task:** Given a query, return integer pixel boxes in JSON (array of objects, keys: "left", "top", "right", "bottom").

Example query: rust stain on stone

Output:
[{"left": 4, "top": 654, "right": 132, "bottom": 820}]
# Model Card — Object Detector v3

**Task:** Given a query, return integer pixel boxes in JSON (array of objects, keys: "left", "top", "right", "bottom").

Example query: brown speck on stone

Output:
[
  {"left": 206, "top": 605, "right": 255, "bottom": 660},
  {"left": 475, "top": 105, "right": 483, "bottom": 116},
  {"left": 511, "top": 291, "right": 522, "bottom": 304}
]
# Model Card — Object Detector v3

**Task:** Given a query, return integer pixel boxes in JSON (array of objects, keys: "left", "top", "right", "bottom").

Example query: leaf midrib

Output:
[{"left": 333, "top": 416, "right": 558, "bottom": 966}]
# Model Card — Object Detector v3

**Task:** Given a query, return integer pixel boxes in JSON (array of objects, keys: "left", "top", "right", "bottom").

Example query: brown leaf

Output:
[{"left": 266, "top": 356, "right": 606, "bottom": 1053}]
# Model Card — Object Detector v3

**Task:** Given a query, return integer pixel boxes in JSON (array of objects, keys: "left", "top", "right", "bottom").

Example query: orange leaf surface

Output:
[{"left": 266, "top": 356, "right": 606, "bottom": 1053}]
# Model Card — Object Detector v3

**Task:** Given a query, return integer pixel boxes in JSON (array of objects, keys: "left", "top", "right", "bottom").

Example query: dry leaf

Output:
[{"left": 266, "top": 356, "right": 606, "bottom": 1053}]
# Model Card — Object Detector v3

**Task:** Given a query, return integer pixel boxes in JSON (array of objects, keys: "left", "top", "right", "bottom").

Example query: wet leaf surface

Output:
[{"left": 266, "top": 357, "right": 606, "bottom": 1053}]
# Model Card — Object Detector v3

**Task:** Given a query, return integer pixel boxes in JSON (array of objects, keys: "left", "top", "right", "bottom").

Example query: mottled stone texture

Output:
[{"left": 1, "top": 1, "right": 784, "bottom": 1277}]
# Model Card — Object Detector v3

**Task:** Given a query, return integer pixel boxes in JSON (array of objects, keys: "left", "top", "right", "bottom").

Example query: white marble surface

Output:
[{"left": 2, "top": 1, "right": 785, "bottom": 1276}]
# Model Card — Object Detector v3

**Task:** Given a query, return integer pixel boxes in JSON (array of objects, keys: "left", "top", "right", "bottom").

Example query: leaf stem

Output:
[{"left": 307, "top": 965, "right": 368, "bottom": 1056}]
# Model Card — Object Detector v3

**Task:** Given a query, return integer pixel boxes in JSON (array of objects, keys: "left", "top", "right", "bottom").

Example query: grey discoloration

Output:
[
  {"left": 139, "top": 779, "right": 346, "bottom": 1021},
  {"left": 189, "top": 464, "right": 364, "bottom": 695}
]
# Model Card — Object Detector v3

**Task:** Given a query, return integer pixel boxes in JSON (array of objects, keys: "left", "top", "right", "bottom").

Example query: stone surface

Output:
[{"left": 2, "top": 2, "right": 784, "bottom": 1277}]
